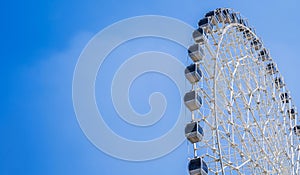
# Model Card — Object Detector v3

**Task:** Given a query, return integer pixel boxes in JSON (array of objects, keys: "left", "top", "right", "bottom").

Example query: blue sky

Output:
[{"left": 2, "top": 0, "right": 300, "bottom": 174}]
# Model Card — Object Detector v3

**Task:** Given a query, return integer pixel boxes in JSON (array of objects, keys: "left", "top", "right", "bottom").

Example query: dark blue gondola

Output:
[
  {"left": 204, "top": 10, "right": 218, "bottom": 25},
  {"left": 221, "top": 8, "right": 232, "bottom": 24},
  {"left": 205, "top": 10, "right": 215, "bottom": 18},
  {"left": 188, "top": 44, "right": 205, "bottom": 62},
  {"left": 243, "top": 28, "right": 254, "bottom": 40},
  {"left": 185, "top": 64, "right": 203, "bottom": 84},
  {"left": 192, "top": 28, "right": 207, "bottom": 44},
  {"left": 237, "top": 18, "right": 247, "bottom": 32},
  {"left": 266, "top": 63, "right": 277, "bottom": 75},
  {"left": 293, "top": 125, "right": 300, "bottom": 136},
  {"left": 184, "top": 90, "right": 202, "bottom": 111},
  {"left": 274, "top": 77, "right": 284, "bottom": 89},
  {"left": 185, "top": 121, "right": 204, "bottom": 143},
  {"left": 258, "top": 48, "right": 270, "bottom": 61},
  {"left": 230, "top": 12, "right": 240, "bottom": 23},
  {"left": 287, "top": 108, "right": 296, "bottom": 119},
  {"left": 215, "top": 8, "right": 226, "bottom": 23},
  {"left": 280, "top": 92, "right": 290, "bottom": 104},
  {"left": 251, "top": 38, "right": 262, "bottom": 51},
  {"left": 198, "top": 17, "right": 213, "bottom": 34},
  {"left": 188, "top": 157, "right": 208, "bottom": 175}
]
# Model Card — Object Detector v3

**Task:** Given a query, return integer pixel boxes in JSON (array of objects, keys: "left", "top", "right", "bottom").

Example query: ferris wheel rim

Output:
[{"left": 184, "top": 8, "right": 300, "bottom": 174}]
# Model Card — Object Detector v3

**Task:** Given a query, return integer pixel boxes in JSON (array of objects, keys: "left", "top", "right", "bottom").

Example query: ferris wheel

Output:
[{"left": 183, "top": 8, "right": 300, "bottom": 175}]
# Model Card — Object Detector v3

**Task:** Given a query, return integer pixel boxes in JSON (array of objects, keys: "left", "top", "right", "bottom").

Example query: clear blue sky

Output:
[{"left": 2, "top": 0, "right": 300, "bottom": 174}]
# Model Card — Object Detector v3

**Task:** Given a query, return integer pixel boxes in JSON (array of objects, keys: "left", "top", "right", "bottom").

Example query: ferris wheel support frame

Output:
[{"left": 184, "top": 8, "right": 299, "bottom": 175}]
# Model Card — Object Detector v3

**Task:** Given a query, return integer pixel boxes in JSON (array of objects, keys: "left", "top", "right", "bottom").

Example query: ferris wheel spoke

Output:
[{"left": 184, "top": 8, "right": 299, "bottom": 174}]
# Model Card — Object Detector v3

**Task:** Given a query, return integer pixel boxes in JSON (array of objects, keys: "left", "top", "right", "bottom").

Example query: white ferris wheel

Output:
[{"left": 183, "top": 8, "right": 300, "bottom": 175}]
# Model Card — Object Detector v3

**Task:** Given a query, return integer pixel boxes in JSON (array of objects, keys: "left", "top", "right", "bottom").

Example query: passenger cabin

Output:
[
  {"left": 287, "top": 108, "right": 296, "bottom": 119},
  {"left": 293, "top": 125, "right": 300, "bottom": 136},
  {"left": 266, "top": 63, "right": 277, "bottom": 75},
  {"left": 204, "top": 10, "right": 218, "bottom": 25},
  {"left": 185, "top": 121, "right": 204, "bottom": 143},
  {"left": 185, "top": 64, "right": 203, "bottom": 84},
  {"left": 221, "top": 8, "right": 232, "bottom": 24},
  {"left": 205, "top": 10, "right": 215, "bottom": 18},
  {"left": 215, "top": 8, "right": 226, "bottom": 23},
  {"left": 237, "top": 18, "right": 247, "bottom": 32},
  {"left": 188, "top": 44, "right": 205, "bottom": 62},
  {"left": 184, "top": 90, "right": 202, "bottom": 111},
  {"left": 188, "top": 157, "right": 208, "bottom": 175},
  {"left": 230, "top": 12, "right": 240, "bottom": 23},
  {"left": 251, "top": 38, "right": 262, "bottom": 51},
  {"left": 198, "top": 17, "right": 213, "bottom": 34},
  {"left": 192, "top": 28, "right": 207, "bottom": 44},
  {"left": 258, "top": 48, "right": 270, "bottom": 61},
  {"left": 280, "top": 92, "right": 290, "bottom": 104},
  {"left": 274, "top": 77, "right": 284, "bottom": 89},
  {"left": 243, "top": 28, "right": 253, "bottom": 40}
]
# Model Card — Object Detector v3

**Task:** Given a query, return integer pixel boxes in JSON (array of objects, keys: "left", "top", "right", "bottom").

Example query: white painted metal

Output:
[{"left": 185, "top": 8, "right": 300, "bottom": 175}]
